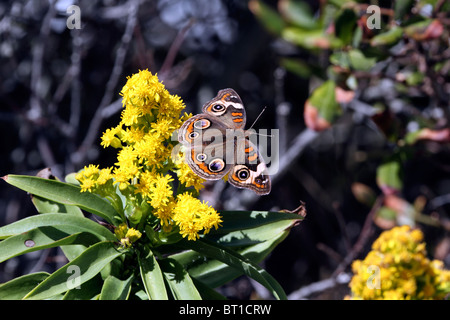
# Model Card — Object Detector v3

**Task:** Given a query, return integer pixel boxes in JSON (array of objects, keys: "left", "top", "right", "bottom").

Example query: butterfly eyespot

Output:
[
  {"left": 194, "top": 119, "right": 211, "bottom": 130},
  {"left": 212, "top": 104, "right": 225, "bottom": 112},
  {"left": 189, "top": 131, "right": 199, "bottom": 139},
  {"left": 196, "top": 153, "right": 207, "bottom": 162},
  {"left": 237, "top": 168, "right": 250, "bottom": 181},
  {"left": 209, "top": 158, "right": 225, "bottom": 172}
]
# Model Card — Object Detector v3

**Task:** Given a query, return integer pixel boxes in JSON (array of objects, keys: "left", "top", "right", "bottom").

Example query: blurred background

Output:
[{"left": 0, "top": 0, "right": 449, "bottom": 299}]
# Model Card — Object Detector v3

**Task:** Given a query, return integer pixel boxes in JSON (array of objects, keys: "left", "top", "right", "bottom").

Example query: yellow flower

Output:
[
  {"left": 154, "top": 200, "right": 175, "bottom": 227},
  {"left": 76, "top": 165, "right": 99, "bottom": 192},
  {"left": 176, "top": 161, "right": 205, "bottom": 192},
  {"left": 347, "top": 226, "right": 450, "bottom": 300},
  {"left": 173, "top": 193, "right": 222, "bottom": 241},
  {"left": 114, "top": 223, "right": 142, "bottom": 248},
  {"left": 126, "top": 228, "right": 142, "bottom": 243},
  {"left": 148, "top": 173, "right": 174, "bottom": 209},
  {"left": 101, "top": 127, "right": 122, "bottom": 148}
]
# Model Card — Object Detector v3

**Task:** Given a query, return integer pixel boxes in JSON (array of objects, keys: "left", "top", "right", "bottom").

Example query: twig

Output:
[
  {"left": 274, "top": 67, "right": 290, "bottom": 155},
  {"left": 74, "top": 0, "right": 139, "bottom": 166},
  {"left": 332, "top": 196, "right": 384, "bottom": 277},
  {"left": 287, "top": 273, "right": 351, "bottom": 300},
  {"left": 30, "top": 0, "right": 56, "bottom": 118},
  {"left": 159, "top": 19, "right": 195, "bottom": 78}
]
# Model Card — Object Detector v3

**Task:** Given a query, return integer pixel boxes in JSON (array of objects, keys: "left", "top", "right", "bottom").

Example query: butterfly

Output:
[{"left": 178, "top": 88, "right": 271, "bottom": 195}]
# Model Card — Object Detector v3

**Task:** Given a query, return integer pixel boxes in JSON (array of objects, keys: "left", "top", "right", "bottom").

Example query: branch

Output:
[{"left": 74, "top": 0, "right": 139, "bottom": 166}]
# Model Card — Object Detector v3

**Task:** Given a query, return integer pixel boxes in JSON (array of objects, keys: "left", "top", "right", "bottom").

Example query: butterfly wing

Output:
[
  {"left": 228, "top": 138, "right": 271, "bottom": 195},
  {"left": 178, "top": 114, "right": 232, "bottom": 180},
  {"left": 202, "top": 88, "right": 246, "bottom": 130}
]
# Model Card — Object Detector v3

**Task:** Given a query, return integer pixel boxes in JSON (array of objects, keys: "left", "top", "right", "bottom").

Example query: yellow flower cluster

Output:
[
  {"left": 76, "top": 69, "right": 222, "bottom": 241},
  {"left": 114, "top": 223, "right": 142, "bottom": 248},
  {"left": 347, "top": 225, "right": 450, "bottom": 300}
]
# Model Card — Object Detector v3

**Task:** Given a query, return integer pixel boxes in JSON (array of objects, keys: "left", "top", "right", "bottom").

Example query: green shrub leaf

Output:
[
  {"left": 160, "top": 258, "right": 202, "bottom": 300},
  {"left": 99, "top": 275, "right": 133, "bottom": 300},
  {"left": 23, "top": 241, "right": 122, "bottom": 300},
  {"left": 138, "top": 246, "right": 168, "bottom": 300},
  {"left": 0, "top": 228, "right": 99, "bottom": 263},
  {"left": 2, "top": 175, "right": 120, "bottom": 225},
  {"left": 0, "top": 213, "right": 115, "bottom": 241},
  {"left": 0, "top": 272, "right": 49, "bottom": 300},
  {"left": 177, "top": 238, "right": 287, "bottom": 300}
]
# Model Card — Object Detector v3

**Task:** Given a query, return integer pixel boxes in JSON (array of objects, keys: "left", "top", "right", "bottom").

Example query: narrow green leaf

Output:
[
  {"left": 395, "top": 0, "right": 414, "bottom": 20},
  {"left": 31, "top": 194, "right": 84, "bottom": 216},
  {"left": 29, "top": 192, "right": 87, "bottom": 261},
  {"left": 192, "top": 278, "right": 227, "bottom": 300},
  {"left": 348, "top": 49, "right": 377, "bottom": 71},
  {"left": 0, "top": 213, "right": 116, "bottom": 241},
  {"left": 178, "top": 239, "right": 287, "bottom": 300},
  {"left": 62, "top": 275, "right": 103, "bottom": 300},
  {"left": 138, "top": 246, "right": 168, "bottom": 300},
  {"left": 249, "top": 0, "right": 286, "bottom": 35},
  {"left": 211, "top": 210, "right": 303, "bottom": 235},
  {"left": 174, "top": 230, "right": 289, "bottom": 290},
  {"left": 335, "top": 8, "right": 357, "bottom": 45},
  {"left": 99, "top": 275, "right": 133, "bottom": 300},
  {"left": 0, "top": 228, "right": 99, "bottom": 263},
  {"left": 207, "top": 213, "right": 300, "bottom": 246},
  {"left": 3, "top": 175, "right": 120, "bottom": 225},
  {"left": 282, "top": 28, "right": 343, "bottom": 50},
  {"left": 160, "top": 258, "right": 202, "bottom": 300},
  {"left": 370, "top": 26, "right": 403, "bottom": 46},
  {"left": 23, "top": 241, "right": 123, "bottom": 300},
  {"left": 0, "top": 272, "right": 49, "bottom": 300},
  {"left": 278, "top": 0, "right": 317, "bottom": 29}
]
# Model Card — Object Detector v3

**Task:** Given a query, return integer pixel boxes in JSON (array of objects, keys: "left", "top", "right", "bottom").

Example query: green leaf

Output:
[
  {"left": 177, "top": 238, "right": 287, "bottom": 300},
  {"left": 249, "top": 0, "right": 286, "bottom": 35},
  {"left": 160, "top": 258, "right": 202, "bottom": 300},
  {"left": 65, "top": 172, "right": 80, "bottom": 185},
  {"left": 32, "top": 195, "right": 84, "bottom": 216},
  {"left": 0, "top": 213, "right": 116, "bottom": 241},
  {"left": 348, "top": 49, "right": 377, "bottom": 71},
  {"left": 62, "top": 275, "right": 103, "bottom": 300},
  {"left": 370, "top": 26, "right": 403, "bottom": 46},
  {"left": 0, "top": 228, "right": 99, "bottom": 263},
  {"left": 23, "top": 241, "right": 123, "bottom": 300},
  {"left": 211, "top": 210, "right": 303, "bottom": 235},
  {"left": 138, "top": 246, "right": 168, "bottom": 300},
  {"left": 282, "top": 28, "right": 343, "bottom": 50},
  {"left": 207, "top": 211, "right": 302, "bottom": 246},
  {"left": 309, "top": 80, "right": 341, "bottom": 122},
  {"left": 191, "top": 278, "right": 227, "bottom": 300},
  {"left": 395, "top": 0, "right": 414, "bottom": 20},
  {"left": 2, "top": 175, "right": 120, "bottom": 225},
  {"left": 99, "top": 275, "right": 133, "bottom": 300},
  {"left": 278, "top": 0, "right": 317, "bottom": 29},
  {"left": 175, "top": 229, "right": 289, "bottom": 290},
  {"left": 376, "top": 156, "right": 403, "bottom": 192},
  {"left": 335, "top": 8, "right": 357, "bottom": 45},
  {"left": 0, "top": 272, "right": 49, "bottom": 300},
  {"left": 330, "top": 51, "right": 351, "bottom": 69}
]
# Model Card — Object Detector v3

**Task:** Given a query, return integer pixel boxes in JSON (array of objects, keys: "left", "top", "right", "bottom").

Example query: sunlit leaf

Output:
[
  {"left": 23, "top": 241, "right": 122, "bottom": 300},
  {"left": 2, "top": 175, "right": 120, "bottom": 225}
]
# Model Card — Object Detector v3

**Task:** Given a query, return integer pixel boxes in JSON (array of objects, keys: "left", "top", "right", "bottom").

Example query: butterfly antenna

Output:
[
  {"left": 248, "top": 106, "right": 267, "bottom": 130},
  {"left": 247, "top": 106, "right": 273, "bottom": 138}
]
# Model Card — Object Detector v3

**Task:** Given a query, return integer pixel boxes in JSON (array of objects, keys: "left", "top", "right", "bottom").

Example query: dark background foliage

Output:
[{"left": 0, "top": 0, "right": 449, "bottom": 299}]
